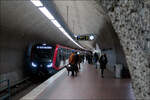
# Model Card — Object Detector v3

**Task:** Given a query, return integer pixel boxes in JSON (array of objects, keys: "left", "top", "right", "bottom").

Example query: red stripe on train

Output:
[{"left": 52, "top": 45, "right": 59, "bottom": 70}]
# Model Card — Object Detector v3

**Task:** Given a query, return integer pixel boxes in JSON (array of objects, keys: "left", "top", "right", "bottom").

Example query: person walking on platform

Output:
[
  {"left": 77, "top": 52, "right": 81, "bottom": 70},
  {"left": 93, "top": 52, "right": 99, "bottom": 69},
  {"left": 69, "top": 52, "right": 79, "bottom": 76},
  {"left": 99, "top": 53, "right": 108, "bottom": 78}
]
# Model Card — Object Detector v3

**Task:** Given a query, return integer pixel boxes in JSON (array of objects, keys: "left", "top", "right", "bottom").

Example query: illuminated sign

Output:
[
  {"left": 77, "top": 35, "right": 95, "bottom": 41},
  {"left": 36, "top": 46, "right": 52, "bottom": 49},
  {"left": 77, "top": 36, "right": 89, "bottom": 40}
]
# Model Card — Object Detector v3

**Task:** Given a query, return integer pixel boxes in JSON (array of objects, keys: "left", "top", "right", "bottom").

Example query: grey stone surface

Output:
[{"left": 98, "top": 0, "right": 150, "bottom": 99}]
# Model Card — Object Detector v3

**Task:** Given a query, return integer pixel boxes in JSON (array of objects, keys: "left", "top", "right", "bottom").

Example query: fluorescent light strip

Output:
[
  {"left": 59, "top": 27, "right": 66, "bottom": 33},
  {"left": 30, "top": 0, "right": 43, "bottom": 7},
  {"left": 59, "top": 28, "right": 84, "bottom": 49},
  {"left": 51, "top": 20, "right": 61, "bottom": 28},
  {"left": 39, "top": 7, "right": 55, "bottom": 20},
  {"left": 30, "top": 1, "right": 84, "bottom": 49}
]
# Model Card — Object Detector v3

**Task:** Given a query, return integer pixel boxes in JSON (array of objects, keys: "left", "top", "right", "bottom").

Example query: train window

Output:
[
  {"left": 32, "top": 45, "right": 54, "bottom": 61},
  {"left": 55, "top": 48, "right": 61, "bottom": 67}
]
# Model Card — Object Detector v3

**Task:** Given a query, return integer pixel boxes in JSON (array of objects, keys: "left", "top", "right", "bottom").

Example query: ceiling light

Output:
[
  {"left": 59, "top": 28, "right": 72, "bottom": 40},
  {"left": 39, "top": 7, "right": 55, "bottom": 20},
  {"left": 59, "top": 27, "right": 66, "bottom": 33},
  {"left": 89, "top": 35, "right": 94, "bottom": 40},
  {"left": 30, "top": 1, "right": 84, "bottom": 49},
  {"left": 38, "top": 7, "right": 83, "bottom": 49},
  {"left": 51, "top": 20, "right": 61, "bottom": 28},
  {"left": 30, "top": 0, "right": 43, "bottom": 7},
  {"left": 58, "top": 28, "right": 84, "bottom": 49}
]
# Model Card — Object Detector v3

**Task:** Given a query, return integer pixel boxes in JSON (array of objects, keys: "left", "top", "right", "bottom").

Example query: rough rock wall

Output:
[{"left": 98, "top": 0, "right": 150, "bottom": 99}]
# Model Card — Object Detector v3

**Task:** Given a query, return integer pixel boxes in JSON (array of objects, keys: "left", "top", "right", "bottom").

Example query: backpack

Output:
[{"left": 74, "top": 54, "right": 79, "bottom": 63}]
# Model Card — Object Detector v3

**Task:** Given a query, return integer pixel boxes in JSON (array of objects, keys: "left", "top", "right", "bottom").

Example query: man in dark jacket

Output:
[
  {"left": 93, "top": 52, "right": 99, "bottom": 69},
  {"left": 99, "top": 54, "right": 108, "bottom": 78}
]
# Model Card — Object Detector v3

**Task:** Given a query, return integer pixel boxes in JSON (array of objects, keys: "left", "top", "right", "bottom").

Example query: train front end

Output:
[{"left": 29, "top": 44, "right": 56, "bottom": 77}]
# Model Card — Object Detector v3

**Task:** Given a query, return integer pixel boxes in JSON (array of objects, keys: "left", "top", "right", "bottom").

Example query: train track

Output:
[
  {"left": 0, "top": 76, "right": 47, "bottom": 100},
  {"left": 11, "top": 77, "right": 48, "bottom": 100}
]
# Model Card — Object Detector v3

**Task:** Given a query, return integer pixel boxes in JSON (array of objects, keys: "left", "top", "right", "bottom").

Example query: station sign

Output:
[
  {"left": 76, "top": 34, "right": 95, "bottom": 41},
  {"left": 77, "top": 35, "right": 89, "bottom": 40}
]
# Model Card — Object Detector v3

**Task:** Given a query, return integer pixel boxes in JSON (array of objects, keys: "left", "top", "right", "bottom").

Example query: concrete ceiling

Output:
[
  {"left": 52, "top": 0, "right": 108, "bottom": 49},
  {"left": 0, "top": 0, "right": 110, "bottom": 50},
  {"left": 0, "top": 0, "right": 79, "bottom": 49}
]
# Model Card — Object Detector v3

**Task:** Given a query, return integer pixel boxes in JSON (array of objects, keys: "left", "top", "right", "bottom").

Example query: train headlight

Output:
[
  {"left": 47, "top": 63, "right": 52, "bottom": 68},
  {"left": 32, "top": 62, "right": 37, "bottom": 67}
]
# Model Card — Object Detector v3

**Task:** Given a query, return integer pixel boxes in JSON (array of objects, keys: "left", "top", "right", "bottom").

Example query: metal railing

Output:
[{"left": 0, "top": 79, "right": 10, "bottom": 100}]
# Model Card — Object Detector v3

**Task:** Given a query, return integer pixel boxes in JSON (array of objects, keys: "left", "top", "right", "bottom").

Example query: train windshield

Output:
[{"left": 32, "top": 45, "right": 54, "bottom": 61}]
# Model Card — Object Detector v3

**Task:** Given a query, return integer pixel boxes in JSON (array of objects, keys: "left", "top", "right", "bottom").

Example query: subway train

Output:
[{"left": 25, "top": 43, "right": 78, "bottom": 77}]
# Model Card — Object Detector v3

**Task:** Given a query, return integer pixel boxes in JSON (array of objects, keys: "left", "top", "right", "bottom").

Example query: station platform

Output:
[{"left": 21, "top": 63, "right": 135, "bottom": 100}]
